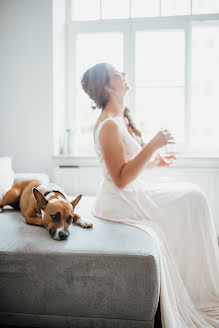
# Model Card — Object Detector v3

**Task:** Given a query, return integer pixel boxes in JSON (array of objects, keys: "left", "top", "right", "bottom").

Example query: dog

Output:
[{"left": 0, "top": 180, "right": 93, "bottom": 240}]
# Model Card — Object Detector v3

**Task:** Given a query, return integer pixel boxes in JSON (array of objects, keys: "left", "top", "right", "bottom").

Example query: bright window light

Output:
[
  {"left": 67, "top": 0, "right": 219, "bottom": 155},
  {"left": 76, "top": 33, "right": 123, "bottom": 87},
  {"left": 135, "top": 30, "right": 185, "bottom": 142},
  {"left": 102, "top": 0, "right": 129, "bottom": 19},
  {"left": 135, "top": 87, "right": 184, "bottom": 141},
  {"left": 136, "top": 30, "right": 185, "bottom": 87},
  {"left": 191, "top": 24, "right": 219, "bottom": 148},
  {"left": 162, "top": 0, "right": 191, "bottom": 16},
  {"left": 75, "top": 33, "right": 123, "bottom": 154},
  {"left": 192, "top": 0, "right": 219, "bottom": 14},
  {"left": 131, "top": 0, "right": 160, "bottom": 17},
  {"left": 71, "top": 0, "right": 100, "bottom": 21}
]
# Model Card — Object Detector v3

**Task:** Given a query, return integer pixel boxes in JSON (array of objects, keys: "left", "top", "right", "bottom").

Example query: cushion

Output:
[
  {"left": 14, "top": 173, "right": 49, "bottom": 184},
  {"left": 0, "top": 196, "right": 160, "bottom": 328},
  {"left": 0, "top": 157, "right": 14, "bottom": 202}
]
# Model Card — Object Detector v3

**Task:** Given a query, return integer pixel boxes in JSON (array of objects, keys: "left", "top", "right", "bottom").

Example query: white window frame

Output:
[{"left": 65, "top": 0, "right": 219, "bottom": 156}]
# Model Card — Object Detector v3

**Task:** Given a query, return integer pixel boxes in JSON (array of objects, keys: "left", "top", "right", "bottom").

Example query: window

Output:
[
  {"left": 75, "top": 33, "right": 123, "bottom": 153},
  {"left": 66, "top": 0, "right": 219, "bottom": 155},
  {"left": 135, "top": 30, "right": 185, "bottom": 142},
  {"left": 191, "top": 24, "right": 219, "bottom": 149}
]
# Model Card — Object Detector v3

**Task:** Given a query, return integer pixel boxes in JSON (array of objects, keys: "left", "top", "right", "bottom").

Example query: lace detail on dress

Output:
[{"left": 94, "top": 117, "right": 142, "bottom": 182}]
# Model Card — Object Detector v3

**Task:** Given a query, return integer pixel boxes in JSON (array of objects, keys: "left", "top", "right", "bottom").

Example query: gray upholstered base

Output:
[
  {"left": 0, "top": 195, "right": 160, "bottom": 328},
  {"left": 0, "top": 312, "right": 154, "bottom": 328}
]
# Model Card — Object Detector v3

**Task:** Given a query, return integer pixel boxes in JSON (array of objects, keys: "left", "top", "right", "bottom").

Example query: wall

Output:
[{"left": 0, "top": 0, "right": 53, "bottom": 178}]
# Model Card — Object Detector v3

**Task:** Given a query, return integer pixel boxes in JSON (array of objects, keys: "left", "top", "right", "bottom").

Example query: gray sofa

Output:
[{"left": 0, "top": 174, "right": 160, "bottom": 328}]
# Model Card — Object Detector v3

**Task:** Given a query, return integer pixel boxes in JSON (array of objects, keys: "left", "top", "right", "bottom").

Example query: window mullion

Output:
[
  {"left": 129, "top": 0, "right": 131, "bottom": 18},
  {"left": 131, "top": 23, "right": 136, "bottom": 117},
  {"left": 124, "top": 21, "right": 135, "bottom": 115},
  {"left": 184, "top": 22, "right": 192, "bottom": 152},
  {"left": 67, "top": 27, "right": 77, "bottom": 131},
  {"left": 100, "top": 0, "right": 102, "bottom": 20},
  {"left": 66, "top": 0, "right": 72, "bottom": 23}
]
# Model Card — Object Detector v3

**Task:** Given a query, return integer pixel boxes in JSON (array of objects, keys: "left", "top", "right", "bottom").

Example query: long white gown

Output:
[{"left": 91, "top": 117, "right": 219, "bottom": 328}]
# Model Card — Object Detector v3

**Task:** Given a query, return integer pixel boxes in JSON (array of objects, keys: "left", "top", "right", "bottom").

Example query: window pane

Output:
[
  {"left": 71, "top": 0, "right": 100, "bottom": 21},
  {"left": 162, "top": 0, "right": 191, "bottom": 16},
  {"left": 75, "top": 33, "right": 123, "bottom": 154},
  {"left": 131, "top": 0, "right": 160, "bottom": 17},
  {"left": 76, "top": 89, "right": 100, "bottom": 155},
  {"left": 136, "top": 30, "right": 185, "bottom": 86},
  {"left": 135, "top": 87, "right": 184, "bottom": 142},
  {"left": 191, "top": 25, "right": 219, "bottom": 148},
  {"left": 192, "top": 0, "right": 219, "bottom": 14},
  {"left": 102, "top": 0, "right": 129, "bottom": 19},
  {"left": 76, "top": 33, "right": 123, "bottom": 87}
]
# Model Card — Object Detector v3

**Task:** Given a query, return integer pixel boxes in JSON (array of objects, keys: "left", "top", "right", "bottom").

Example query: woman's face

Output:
[{"left": 106, "top": 64, "right": 129, "bottom": 96}]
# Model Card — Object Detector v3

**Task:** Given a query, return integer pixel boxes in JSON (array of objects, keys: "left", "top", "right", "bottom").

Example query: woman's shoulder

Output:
[{"left": 93, "top": 116, "right": 121, "bottom": 141}]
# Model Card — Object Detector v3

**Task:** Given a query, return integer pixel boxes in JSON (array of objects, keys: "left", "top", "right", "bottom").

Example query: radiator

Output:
[{"left": 54, "top": 166, "right": 219, "bottom": 235}]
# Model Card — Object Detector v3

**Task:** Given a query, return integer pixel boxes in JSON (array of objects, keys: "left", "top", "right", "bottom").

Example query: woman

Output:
[{"left": 81, "top": 62, "right": 219, "bottom": 327}]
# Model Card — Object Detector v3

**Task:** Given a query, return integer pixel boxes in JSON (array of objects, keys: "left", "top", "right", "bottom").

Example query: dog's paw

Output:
[
  {"left": 79, "top": 218, "right": 93, "bottom": 228},
  {"left": 75, "top": 217, "right": 93, "bottom": 229},
  {"left": 82, "top": 219, "right": 93, "bottom": 228},
  {"left": 0, "top": 207, "right": 3, "bottom": 213},
  {"left": 84, "top": 221, "right": 93, "bottom": 228}
]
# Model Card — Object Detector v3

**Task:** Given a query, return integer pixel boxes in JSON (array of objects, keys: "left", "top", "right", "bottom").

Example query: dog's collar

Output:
[{"left": 43, "top": 190, "right": 66, "bottom": 198}]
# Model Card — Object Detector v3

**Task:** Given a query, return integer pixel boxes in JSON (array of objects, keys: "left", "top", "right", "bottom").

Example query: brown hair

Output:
[{"left": 81, "top": 63, "right": 145, "bottom": 147}]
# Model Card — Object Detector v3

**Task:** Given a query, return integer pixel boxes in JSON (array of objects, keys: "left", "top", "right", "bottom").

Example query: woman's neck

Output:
[{"left": 103, "top": 97, "right": 125, "bottom": 117}]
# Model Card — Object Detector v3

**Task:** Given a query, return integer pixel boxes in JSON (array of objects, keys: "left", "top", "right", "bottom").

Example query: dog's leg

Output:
[
  {"left": 0, "top": 187, "right": 21, "bottom": 213},
  {"left": 73, "top": 213, "right": 93, "bottom": 228},
  {"left": 25, "top": 216, "right": 44, "bottom": 226}
]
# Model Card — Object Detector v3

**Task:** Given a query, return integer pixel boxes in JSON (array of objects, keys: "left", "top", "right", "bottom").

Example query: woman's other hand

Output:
[
  {"left": 153, "top": 153, "right": 176, "bottom": 167},
  {"left": 149, "top": 129, "right": 175, "bottom": 151}
]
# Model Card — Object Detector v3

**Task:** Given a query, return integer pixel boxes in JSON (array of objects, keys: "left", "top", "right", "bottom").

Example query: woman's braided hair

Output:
[
  {"left": 81, "top": 63, "right": 145, "bottom": 148},
  {"left": 123, "top": 107, "right": 145, "bottom": 147}
]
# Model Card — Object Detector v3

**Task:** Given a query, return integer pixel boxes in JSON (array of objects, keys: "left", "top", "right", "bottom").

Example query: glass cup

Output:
[
  {"left": 159, "top": 127, "right": 176, "bottom": 163},
  {"left": 166, "top": 142, "right": 176, "bottom": 154}
]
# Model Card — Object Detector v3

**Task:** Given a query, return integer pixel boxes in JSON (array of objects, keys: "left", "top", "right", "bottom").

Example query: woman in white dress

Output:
[{"left": 81, "top": 62, "right": 219, "bottom": 327}]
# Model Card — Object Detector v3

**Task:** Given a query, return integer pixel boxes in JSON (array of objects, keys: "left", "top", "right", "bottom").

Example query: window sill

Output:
[{"left": 53, "top": 153, "right": 219, "bottom": 169}]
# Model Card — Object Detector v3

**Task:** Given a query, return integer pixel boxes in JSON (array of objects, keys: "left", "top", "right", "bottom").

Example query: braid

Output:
[{"left": 124, "top": 107, "right": 145, "bottom": 148}]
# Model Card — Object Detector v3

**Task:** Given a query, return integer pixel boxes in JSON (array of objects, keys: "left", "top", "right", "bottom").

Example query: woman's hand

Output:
[
  {"left": 152, "top": 153, "right": 176, "bottom": 167},
  {"left": 149, "top": 129, "right": 175, "bottom": 151}
]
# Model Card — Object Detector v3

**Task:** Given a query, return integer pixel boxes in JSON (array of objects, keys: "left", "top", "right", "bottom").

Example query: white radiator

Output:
[{"left": 54, "top": 166, "right": 219, "bottom": 235}]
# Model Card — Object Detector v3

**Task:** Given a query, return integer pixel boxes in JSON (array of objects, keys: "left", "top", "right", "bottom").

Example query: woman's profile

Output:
[{"left": 81, "top": 62, "right": 219, "bottom": 327}]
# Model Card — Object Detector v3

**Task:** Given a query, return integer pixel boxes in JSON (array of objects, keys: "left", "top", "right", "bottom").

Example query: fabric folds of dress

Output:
[{"left": 92, "top": 117, "right": 219, "bottom": 328}]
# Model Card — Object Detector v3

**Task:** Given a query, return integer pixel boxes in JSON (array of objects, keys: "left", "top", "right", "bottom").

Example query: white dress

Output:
[{"left": 92, "top": 117, "right": 219, "bottom": 328}]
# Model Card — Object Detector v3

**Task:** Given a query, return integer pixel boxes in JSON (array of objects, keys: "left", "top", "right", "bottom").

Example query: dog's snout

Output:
[
  {"left": 49, "top": 228, "right": 69, "bottom": 241},
  {"left": 49, "top": 229, "right": 56, "bottom": 238},
  {"left": 58, "top": 230, "right": 69, "bottom": 240}
]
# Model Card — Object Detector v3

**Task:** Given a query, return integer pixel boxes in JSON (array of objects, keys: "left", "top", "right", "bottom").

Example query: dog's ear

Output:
[
  {"left": 71, "top": 194, "right": 82, "bottom": 209},
  {"left": 32, "top": 188, "right": 48, "bottom": 210}
]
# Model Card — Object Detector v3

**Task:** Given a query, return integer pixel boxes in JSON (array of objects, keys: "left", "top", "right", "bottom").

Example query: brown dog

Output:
[{"left": 0, "top": 180, "right": 93, "bottom": 240}]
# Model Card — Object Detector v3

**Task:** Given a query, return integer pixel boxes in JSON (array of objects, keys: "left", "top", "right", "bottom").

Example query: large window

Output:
[{"left": 66, "top": 0, "right": 219, "bottom": 155}]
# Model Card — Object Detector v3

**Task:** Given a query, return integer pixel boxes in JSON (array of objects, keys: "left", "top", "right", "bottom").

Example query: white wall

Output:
[{"left": 0, "top": 0, "right": 53, "bottom": 178}]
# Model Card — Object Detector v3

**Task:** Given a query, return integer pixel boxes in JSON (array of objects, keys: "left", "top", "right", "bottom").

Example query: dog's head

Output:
[{"left": 32, "top": 188, "right": 82, "bottom": 240}]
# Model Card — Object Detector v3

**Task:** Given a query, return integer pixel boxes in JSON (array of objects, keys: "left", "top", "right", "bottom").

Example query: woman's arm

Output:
[{"left": 99, "top": 120, "right": 173, "bottom": 189}]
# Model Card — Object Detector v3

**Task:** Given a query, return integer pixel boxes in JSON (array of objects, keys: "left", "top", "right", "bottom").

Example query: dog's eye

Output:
[
  {"left": 66, "top": 216, "right": 72, "bottom": 224},
  {"left": 51, "top": 212, "right": 60, "bottom": 222}
]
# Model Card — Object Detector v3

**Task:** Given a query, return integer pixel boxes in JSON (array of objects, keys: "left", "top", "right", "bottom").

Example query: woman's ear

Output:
[{"left": 104, "top": 85, "right": 113, "bottom": 94}]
